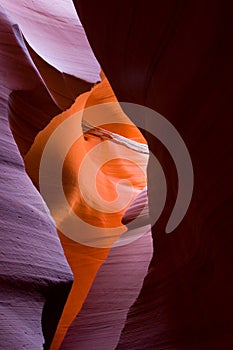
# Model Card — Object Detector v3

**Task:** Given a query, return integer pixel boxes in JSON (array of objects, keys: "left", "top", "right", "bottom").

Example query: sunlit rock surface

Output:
[
  {"left": 0, "top": 0, "right": 100, "bottom": 82},
  {"left": 24, "top": 75, "right": 152, "bottom": 349}
]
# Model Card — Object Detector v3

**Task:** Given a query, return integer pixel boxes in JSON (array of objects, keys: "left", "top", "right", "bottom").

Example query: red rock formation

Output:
[
  {"left": 1, "top": 1, "right": 232, "bottom": 349},
  {"left": 74, "top": 1, "right": 233, "bottom": 349}
]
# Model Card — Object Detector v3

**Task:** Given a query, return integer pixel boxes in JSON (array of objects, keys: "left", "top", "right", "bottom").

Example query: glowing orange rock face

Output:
[{"left": 25, "top": 76, "right": 148, "bottom": 349}]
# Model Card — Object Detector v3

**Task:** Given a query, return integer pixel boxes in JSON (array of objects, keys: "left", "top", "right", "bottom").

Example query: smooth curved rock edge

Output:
[{"left": 0, "top": 7, "right": 73, "bottom": 349}]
